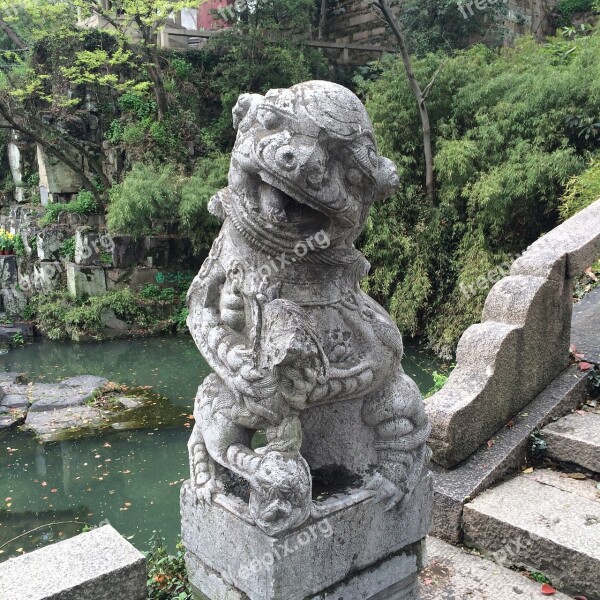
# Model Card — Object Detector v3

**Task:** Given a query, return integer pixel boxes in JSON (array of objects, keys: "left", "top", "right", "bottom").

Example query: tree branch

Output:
[
  {"left": 422, "top": 57, "right": 446, "bottom": 101},
  {"left": 0, "top": 15, "right": 27, "bottom": 50},
  {"left": 372, "top": 0, "right": 435, "bottom": 201},
  {"left": 0, "top": 99, "right": 101, "bottom": 201}
]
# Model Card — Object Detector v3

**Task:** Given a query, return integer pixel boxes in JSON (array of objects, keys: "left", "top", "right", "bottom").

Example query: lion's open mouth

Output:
[{"left": 259, "top": 182, "right": 331, "bottom": 236}]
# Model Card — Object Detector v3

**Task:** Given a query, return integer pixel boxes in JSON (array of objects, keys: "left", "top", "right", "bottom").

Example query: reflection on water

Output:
[{"left": 0, "top": 335, "right": 440, "bottom": 558}]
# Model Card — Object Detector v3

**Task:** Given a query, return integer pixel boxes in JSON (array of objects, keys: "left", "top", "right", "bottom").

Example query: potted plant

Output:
[{"left": 0, "top": 229, "right": 15, "bottom": 255}]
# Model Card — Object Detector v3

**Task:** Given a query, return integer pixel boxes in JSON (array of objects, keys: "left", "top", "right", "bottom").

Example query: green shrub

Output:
[
  {"left": 14, "top": 234, "right": 26, "bottom": 256},
  {"left": 145, "top": 533, "right": 192, "bottom": 600},
  {"left": 28, "top": 289, "right": 148, "bottom": 340},
  {"left": 30, "top": 292, "right": 71, "bottom": 340},
  {"left": 121, "top": 123, "right": 146, "bottom": 146},
  {"left": 359, "top": 28, "right": 600, "bottom": 356},
  {"left": 140, "top": 284, "right": 175, "bottom": 303},
  {"left": 426, "top": 370, "right": 450, "bottom": 398},
  {"left": 556, "top": 0, "right": 594, "bottom": 23},
  {"left": 172, "top": 306, "right": 189, "bottom": 333},
  {"left": 169, "top": 56, "right": 194, "bottom": 80},
  {"left": 179, "top": 154, "right": 228, "bottom": 253},
  {"left": 108, "top": 156, "right": 226, "bottom": 252},
  {"left": 11, "top": 332, "right": 24, "bottom": 346},
  {"left": 59, "top": 236, "right": 76, "bottom": 261},
  {"left": 39, "top": 190, "right": 98, "bottom": 227},
  {"left": 107, "top": 164, "right": 180, "bottom": 238},
  {"left": 118, "top": 91, "right": 156, "bottom": 119},
  {"left": 559, "top": 157, "right": 600, "bottom": 219}
]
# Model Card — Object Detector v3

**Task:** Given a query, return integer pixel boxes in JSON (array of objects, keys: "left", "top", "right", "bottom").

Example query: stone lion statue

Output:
[{"left": 186, "top": 81, "right": 430, "bottom": 536}]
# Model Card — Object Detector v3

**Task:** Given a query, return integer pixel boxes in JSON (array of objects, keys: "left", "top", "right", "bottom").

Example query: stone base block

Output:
[
  {"left": 180, "top": 473, "right": 432, "bottom": 600},
  {"left": 0, "top": 525, "right": 146, "bottom": 600},
  {"left": 1, "top": 287, "right": 27, "bottom": 317},
  {"left": 37, "top": 226, "right": 68, "bottom": 261},
  {"left": 187, "top": 547, "right": 420, "bottom": 600},
  {"left": 66, "top": 262, "right": 107, "bottom": 298}
]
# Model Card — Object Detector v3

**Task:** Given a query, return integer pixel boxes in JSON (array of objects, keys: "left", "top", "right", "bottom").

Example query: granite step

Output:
[
  {"left": 543, "top": 411, "right": 600, "bottom": 473},
  {"left": 463, "top": 469, "right": 600, "bottom": 600},
  {"left": 421, "top": 537, "right": 574, "bottom": 599}
]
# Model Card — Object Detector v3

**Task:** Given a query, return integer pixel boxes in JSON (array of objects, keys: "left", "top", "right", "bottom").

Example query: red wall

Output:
[{"left": 197, "top": 0, "right": 234, "bottom": 30}]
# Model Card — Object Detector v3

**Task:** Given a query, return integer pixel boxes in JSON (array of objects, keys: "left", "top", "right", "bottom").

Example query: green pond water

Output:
[{"left": 0, "top": 335, "right": 440, "bottom": 559}]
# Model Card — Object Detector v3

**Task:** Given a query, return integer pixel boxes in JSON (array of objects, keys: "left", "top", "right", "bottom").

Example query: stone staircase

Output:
[
  {"left": 462, "top": 409, "right": 600, "bottom": 600},
  {"left": 420, "top": 537, "right": 574, "bottom": 599}
]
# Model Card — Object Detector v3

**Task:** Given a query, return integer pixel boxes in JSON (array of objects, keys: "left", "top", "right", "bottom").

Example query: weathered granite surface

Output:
[
  {"left": 0, "top": 525, "right": 146, "bottom": 600},
  {"left": 28, "top": 375, "right": 108, "bottom": 412},
  {"left": 431, "top": 362, "right": 589, "bottom": 543},
  {"left": 431, "top": 277, "right": 600, "bottom": 542},
  {"left": 0, "top": 411, "right": 25, "bottom": 431},
  {"left": 427, "top": 198, "right": 600, "bottom": 468},
  {"left": 572, "top": 284, "right": 600, "bottom": 364},
  {"left": 463, "top": 470, "right": 600, "bottom": 600},
  {"left": 420, "top": 537, "right": 573, "bottom": 600},
  {"left": 181, "top": 475, "right": 431, "bottom": 600},
  {"left": 66, "top": 262, "right": 107, "bottom": 298},
  {"left": 182, "top": 81, "right": 431, "bottom": 599},
  {"left": 543, "top": 411, "right": 600, "bottom": 473},
  {"left": 0, "top": 393, "right": 28, "bottom": 409}
]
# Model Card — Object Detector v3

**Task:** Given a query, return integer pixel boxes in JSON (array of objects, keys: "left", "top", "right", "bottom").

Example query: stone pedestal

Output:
[{"left": 181, "top": 474, "right": 432, "bottom": 600}]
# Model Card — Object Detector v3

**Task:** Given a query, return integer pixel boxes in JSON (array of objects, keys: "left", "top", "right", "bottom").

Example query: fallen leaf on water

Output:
[{"left": 541, "top": 583, "right": 557, "bottom": 595}]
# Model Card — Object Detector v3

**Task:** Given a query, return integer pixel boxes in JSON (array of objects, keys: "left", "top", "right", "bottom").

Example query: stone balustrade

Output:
[{"left": 426, "top": 198, "right": 600, "bottom": 468}]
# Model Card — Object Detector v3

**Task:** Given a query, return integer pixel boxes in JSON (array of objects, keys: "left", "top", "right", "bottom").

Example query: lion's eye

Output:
[
  {"left": 346, "top": 168, "right": 363, "bottom": 186},
  {"left": 275, "top": 145, "right": 297, "bottom": 171}
]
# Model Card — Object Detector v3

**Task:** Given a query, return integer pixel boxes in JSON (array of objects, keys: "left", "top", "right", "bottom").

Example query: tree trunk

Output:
[
  {"left": 146, "top": 57, "right": 169, "bottom": 121},
  {"left": 136, "top": 18, "right": 169, "bottom": 122},
  {"left": 318, "top": 0, "right": 328, "bottom": 40},
  {"left": 373, "top": 0, "right": 435, "bottom": 201},
  {"left": 0, "top": 15, "right": 27, "bottom": 49},
  {"left": 0, "top": 101, "right": 102, "bottom": 203}
]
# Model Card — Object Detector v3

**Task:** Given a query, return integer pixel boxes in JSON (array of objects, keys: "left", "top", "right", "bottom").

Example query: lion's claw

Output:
[
  {"left": 365, "top": 473, "right": 402, "bottom": 511},
  {"left": 194, "top": 477, "right": 222, "bottom": 505}
]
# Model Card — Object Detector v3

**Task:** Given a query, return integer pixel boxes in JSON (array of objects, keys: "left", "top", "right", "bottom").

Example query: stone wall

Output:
[
  {"left": 0, "top": 203, "right": 201, "bottom": 322},
  {"left": 317, "top": 0, "right": 558, "bottom": 55},
  {"left": 426, "top": 198, "right": 600, "bottom": 468}
]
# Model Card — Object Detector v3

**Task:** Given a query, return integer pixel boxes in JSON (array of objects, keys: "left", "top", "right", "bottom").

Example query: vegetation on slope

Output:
[{"left": 357, "top": 27, "right": 600, "bottom": 356}]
